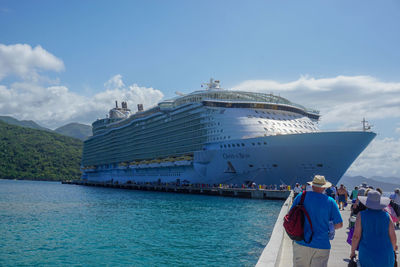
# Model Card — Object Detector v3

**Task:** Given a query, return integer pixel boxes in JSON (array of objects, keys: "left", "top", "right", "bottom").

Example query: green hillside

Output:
[
  {"left": 0, "top": 115, "right": 51, "bottom": 131},
  {"left": 0, "top": 120, "right": 83, "bottom": 181},
  {"left": 55, "top": 122, "right": 92, "bottom": 140}
]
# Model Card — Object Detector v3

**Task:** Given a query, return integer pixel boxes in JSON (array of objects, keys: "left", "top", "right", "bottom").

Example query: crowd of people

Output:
[{"left": 289, "top": 176, "right": 399, "bottom": 267}]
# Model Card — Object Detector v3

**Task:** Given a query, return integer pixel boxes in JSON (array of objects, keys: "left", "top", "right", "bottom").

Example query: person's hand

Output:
[{"left": 350, "top": 251, "right": 356, "bottom": 258}]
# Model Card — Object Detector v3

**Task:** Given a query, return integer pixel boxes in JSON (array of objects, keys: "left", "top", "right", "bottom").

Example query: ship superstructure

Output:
[{"left": 82, "top": 79, "right": 376, "bottom": 186}]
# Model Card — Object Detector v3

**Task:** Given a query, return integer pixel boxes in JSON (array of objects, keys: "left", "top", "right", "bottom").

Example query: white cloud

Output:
[
  {"left": 104, "top": 74, "right": 125, "bottom": 90},
  {"left": 0, "top": 76, "right": 163, "bottom": 129},
  {"left": 0, "top": 44, "right": 64, "bottom": 81},
  {"left": 233, "top": 75, "right": 400, "bottom": 129},
  {"left": 346, "top": 137, "right": 400, "bottom": 177}
]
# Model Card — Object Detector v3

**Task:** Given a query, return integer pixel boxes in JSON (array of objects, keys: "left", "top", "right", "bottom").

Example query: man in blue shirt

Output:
[{"left": 291, "top": 175, "right": 343, "bottom": 267}]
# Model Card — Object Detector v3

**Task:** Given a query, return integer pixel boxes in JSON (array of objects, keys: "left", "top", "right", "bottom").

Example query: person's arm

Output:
[
  {"left": 389, "top": 218, "right": 398, "bottom": 251},
  {"left": 334, "top": 222, "right": 343, "bottom": 229},
  {"left": 350, "top": 213, "right": 362, "bottom": 258}
]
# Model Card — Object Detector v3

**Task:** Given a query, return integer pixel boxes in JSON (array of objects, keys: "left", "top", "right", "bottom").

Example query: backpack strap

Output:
[
  {"left": 299, "top": 190, "right": 314, "bottom": 243},
  {"left": 299, "top": 190, "right": 307, "bottom": 205}
]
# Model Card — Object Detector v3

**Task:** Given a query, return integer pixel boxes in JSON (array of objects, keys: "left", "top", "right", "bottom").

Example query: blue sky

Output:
[
  {"left": 2, "top": 0, "right": 400, "bottom": 94},
  {"left": 0, "top": 0, "right": 400, "bottom": 178}
]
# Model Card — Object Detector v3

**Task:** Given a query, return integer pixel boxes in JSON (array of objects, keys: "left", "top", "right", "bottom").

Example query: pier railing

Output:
[{"left": 256, "top": 191, "right": 293, "bottom": 266}]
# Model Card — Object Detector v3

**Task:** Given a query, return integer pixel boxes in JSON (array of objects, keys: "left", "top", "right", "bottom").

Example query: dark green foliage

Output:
[
  {"left": 0, "top": 120, "right": 83, "bottom": 181},
  {"left": 54, "top": 122, "right": 92, "bottom": 140}
]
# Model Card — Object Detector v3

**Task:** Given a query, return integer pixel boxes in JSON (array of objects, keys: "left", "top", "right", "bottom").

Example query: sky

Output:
[{"left": 0, "top": 0, "right": 399, "bottom": 179}]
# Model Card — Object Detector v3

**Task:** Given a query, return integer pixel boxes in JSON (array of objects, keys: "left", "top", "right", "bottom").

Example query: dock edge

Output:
[{"left": 256, "top": 191, "right": 293, "bottom": 267}]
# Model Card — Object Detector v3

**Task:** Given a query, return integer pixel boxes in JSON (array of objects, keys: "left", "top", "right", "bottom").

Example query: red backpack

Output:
[{"left": 283, "top": 191, "right": 313, "bottom": 243}]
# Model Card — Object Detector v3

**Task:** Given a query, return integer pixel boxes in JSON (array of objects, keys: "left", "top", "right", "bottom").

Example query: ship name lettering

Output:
[{"left": 223, "top": 153, "right": 250, "bottom": 160}]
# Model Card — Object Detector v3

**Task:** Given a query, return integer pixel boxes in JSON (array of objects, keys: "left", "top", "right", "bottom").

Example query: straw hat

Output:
[
  {"left": 308, "top": 175, "right": 332, "bottom": 188},
  {"left": 358, "top": 190, "right": 390, "bottom": 210}
]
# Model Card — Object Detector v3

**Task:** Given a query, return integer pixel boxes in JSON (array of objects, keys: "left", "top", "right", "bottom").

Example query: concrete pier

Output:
[
  {"left": 257, "top": 195, "right": 400, "bottom": 266},
  {"left": 61, "top": 180, "right": 291, "bottom": 200}
]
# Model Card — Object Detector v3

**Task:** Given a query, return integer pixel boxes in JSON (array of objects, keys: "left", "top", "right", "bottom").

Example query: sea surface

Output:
[{"left": 0, "top": 179, "right": 283, "bottom": 267}]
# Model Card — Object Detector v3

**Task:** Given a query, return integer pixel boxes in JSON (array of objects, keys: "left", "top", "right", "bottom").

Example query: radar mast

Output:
[{"left": 202, "top": 78, "right": 221, "bottom": 90}]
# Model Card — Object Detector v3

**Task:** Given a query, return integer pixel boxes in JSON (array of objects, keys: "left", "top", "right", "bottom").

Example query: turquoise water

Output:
[{"left": 0, "top": 180, "right": 283, "bottom": 266}]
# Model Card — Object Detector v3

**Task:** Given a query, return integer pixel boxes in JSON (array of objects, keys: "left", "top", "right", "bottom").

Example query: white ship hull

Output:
[{"left": 83, "top": 131, "right": 375, "bottom": 186}]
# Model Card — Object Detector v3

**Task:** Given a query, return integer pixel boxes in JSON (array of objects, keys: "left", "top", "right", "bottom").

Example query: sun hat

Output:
[
  {"left": 358, "top": 190, "right": 390, "bottom": 210},
  {"left": 308, "top": 175, "right": 332, "bottom": 188}
]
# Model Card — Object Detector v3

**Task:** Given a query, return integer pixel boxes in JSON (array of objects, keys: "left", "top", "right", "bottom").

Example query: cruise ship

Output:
[{"left": 81, "top": 79, "right": 376, "bottom": 186}]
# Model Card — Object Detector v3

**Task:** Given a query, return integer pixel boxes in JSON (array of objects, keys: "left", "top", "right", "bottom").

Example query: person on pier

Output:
[
  {"left": 350, "top": 190, "right": 397, "bottom": 267},
  {"left": 337, "top": 184, "right": 348, "bottom": 210},
  {"left": 291, "top": 175, "right": 343, "bottom": 267}
]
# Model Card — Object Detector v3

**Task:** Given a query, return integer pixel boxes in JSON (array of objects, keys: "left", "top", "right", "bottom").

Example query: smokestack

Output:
[
  {"left": 115, "top": 101, "right": 118, "bottom": 108},
  {"left": 122, "top": 101, "right": 127, "bottom": 109},
  {"left": 137, "top": 104, "right": 143, "bottom": 112}
]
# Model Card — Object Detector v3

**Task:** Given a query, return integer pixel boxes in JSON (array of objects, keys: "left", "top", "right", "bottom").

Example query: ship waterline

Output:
[{"left": 82, "top": 79, "right": 376, "bottom": 186}]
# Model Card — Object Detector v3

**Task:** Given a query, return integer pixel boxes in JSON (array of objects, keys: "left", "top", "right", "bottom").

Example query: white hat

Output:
[
  {"left": 358, "top": 190, "right": 390, "bottom": 210},
  {"left": 308, "top": 175, "right": 332, "bottom": 188}
]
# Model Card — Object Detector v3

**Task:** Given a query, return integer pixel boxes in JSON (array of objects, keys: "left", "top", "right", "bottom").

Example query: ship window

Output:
[
  {"left": 220, "top": 145, "right": 223, "bottom": 148},
  {"left": 228, "top": 144, "right": 231, "bottom": 148},
  {"left": 237, "top": 144, "right": 240, "bottom": 147},
  {"left": 249, "top": 164, "right": 254, "bottom": 167},
  {"left": 257, "top": 142, "right": 261, "bottom": 145},
  {"left": 317, "top": 164, "right": 323, "bottom": 167},
  {"left": 224, "top": 144, "right": 227, "bottom": 148},
  {"left": 252, "top": 143, "right": 255, "bottom": 146},
  {"left": 241, "top": 143, "right": 245, "bottom": 147},
  {"left": 232, "top": 144, "right": 236, "bottom": 147},
  {"left": 264, "top": 142, "right": 267, "bottom": 145},
  {"left": 273, "top": 164, "right": 278, "bottom": 167}
]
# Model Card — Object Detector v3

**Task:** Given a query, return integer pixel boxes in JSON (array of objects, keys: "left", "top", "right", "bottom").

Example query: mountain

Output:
[
  {"left": 0, "top": 116, "right": 92, "bottom": 140},
  {"left": 55, "top": 122, "right": 92, "bottom": 140},
  {"left": 0, "top": 116, "right": 51, "bottom": 132},
  {"left": 338, "top": 175, "right": 399, "bottom": 192},
  {"left": 0, "top": 120, "right": 83, "bottom": 181},
  {"left": 369, "top": 176, "right": 400, "bottom": 185}
]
